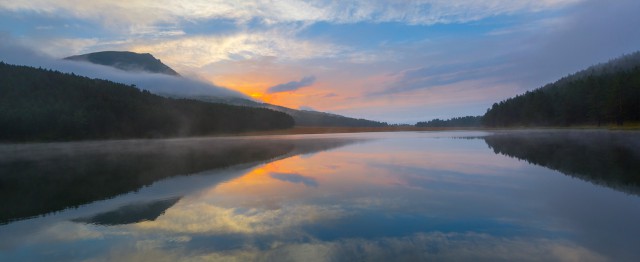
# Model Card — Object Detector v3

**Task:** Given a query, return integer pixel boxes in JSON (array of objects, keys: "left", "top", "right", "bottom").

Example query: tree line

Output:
[
  {"left": 0, "top": 62, "right": 294, "bottom": 141},
  {"left": 482, "top": 53, "right": 640, "bottom": 127},
  {"left": 416, "top": 116, "right": 482, "bottom": 127},
  {"left": 416, "top": 52, "right": 640, "bottom": 128}
]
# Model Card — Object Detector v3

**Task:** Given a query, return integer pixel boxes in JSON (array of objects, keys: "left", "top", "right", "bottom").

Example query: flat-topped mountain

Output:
[
  {"left": 66, "top": 51, "right": 388, "bottom": 127},
  {"left": 65, "top": 51, "right": 180, "bottom": 76}
]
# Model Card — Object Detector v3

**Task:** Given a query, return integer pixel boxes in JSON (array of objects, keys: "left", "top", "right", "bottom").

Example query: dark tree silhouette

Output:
[
  {"left": 482, "top": 52, "right": 640, "bottom": 127},
  {"left": 416, "top": 116, "right": 482, "bottom": 127},
  {"left": 0, "top": 62, "right": 294, "bottom": 141}
]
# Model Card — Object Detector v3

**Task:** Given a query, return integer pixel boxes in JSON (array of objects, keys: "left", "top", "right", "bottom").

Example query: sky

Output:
[{"left": 1, "top": 0, "right": 639, "bottom": 123}]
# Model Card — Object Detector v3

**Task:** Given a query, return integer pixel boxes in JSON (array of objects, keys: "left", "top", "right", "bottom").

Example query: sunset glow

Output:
[
  {"left": 1, "top": 1, "right": 639, "bottom": 259},
  {"left": 1, "top": 0, "right": 639, "bottom": 122}
]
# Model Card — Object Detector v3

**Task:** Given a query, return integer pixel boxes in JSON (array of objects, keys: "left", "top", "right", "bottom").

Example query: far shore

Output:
[
  {"left": 3, "top": 125, "right": 639, "bottom": 145},
  {"left": 234, "top": 124, "right": 640, "bottom": 137}
]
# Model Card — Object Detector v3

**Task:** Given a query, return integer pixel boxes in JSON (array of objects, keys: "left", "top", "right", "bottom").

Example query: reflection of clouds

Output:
[
  {"left": 3, "top": 133, "right": 637, "bottom": 262},
  {"left": 132, "top": 202, "right": 345, "bottom": 235},
  {"left": 345, "top": 150, "right": 523, "bottom": 177},
  {"left": 38, "top": 222, "right": 103, "bottom": 242},
  {"left": 347, "top": 196, "right": 409, "bottom": 210},
  {"left": 374, "top": 164, "right": 521, "bottom": 192},
  {"left": 270, "top": 172, "right": 318, "bottom": 188},
  {"left": 272, "top": 233, "right": 606, "bottom": 262},
  {"left": 102, "top": 248, "right": 182, "bottom": 262},
  {"left": 101, "top": 232, "right": 607, "bottom": 262}
]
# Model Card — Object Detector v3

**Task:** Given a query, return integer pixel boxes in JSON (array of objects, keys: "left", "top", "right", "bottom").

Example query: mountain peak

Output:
[{"left": 65, "top": 51, "right": 180, "bottom": 76}]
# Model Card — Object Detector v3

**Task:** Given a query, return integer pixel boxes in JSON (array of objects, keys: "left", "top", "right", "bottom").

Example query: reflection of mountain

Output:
[
  {"left": 483, "top": 131, "right": 640, "bottom": 195},
  {"left": 72, "top": 197, "right": 181, "bottom": 225},
  {"left": 0, "top": 136, "right": 361, "bottom": 224}
]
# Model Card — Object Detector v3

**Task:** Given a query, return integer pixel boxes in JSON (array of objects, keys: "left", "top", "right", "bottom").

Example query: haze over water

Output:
[{"left": 1, "top": 131, "right": 639, "bottom": 261}]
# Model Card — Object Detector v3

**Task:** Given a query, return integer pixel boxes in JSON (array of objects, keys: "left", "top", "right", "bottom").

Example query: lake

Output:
[{"left": 1, "top": 131, "right": 639, "bottom": 261}]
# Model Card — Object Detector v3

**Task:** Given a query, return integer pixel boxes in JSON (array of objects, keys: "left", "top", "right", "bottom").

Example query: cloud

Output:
[
  {"left": 128, "top": 30, "right": 344, "bottom": 69},
  {"left": 355, "top": 0, "right": 640, "bottom": 121},
  {"left": 0, "top": 0, "right": 583, "bottom": 30},
  {"left": 323, "top": 93, "right": 338, "bottom": 98},
  {"left": 502, "top": 0, "right": 640, "bottom": 87},
  {"left": 22, "top": 37, "right": 102, "bottom": 58},
  {"left": 377, "top": 63, "right": 511, "bottom": 95},
  {"left": 270, "top": 172, "right": 319, "bottom": 187},
  {"left": 267, "top": 76, "right": 317, "bottom": 94},
  {"left": 0, "top": 37, "right": 247, "bottom": 98}
]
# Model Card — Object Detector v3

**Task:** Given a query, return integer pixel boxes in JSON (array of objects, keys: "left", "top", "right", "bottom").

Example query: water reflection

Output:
[
  {"left": 1, "top": 132, "right": 639, "bottom": 261},
  {"left": 72, "top": 197, "right": 182, "bottom": 226},
  {"left": 483, "top": 130, "right": 640, "bottom": 195},
  {"left": 0, "top": 136, "right": 362, "bottom": 223},
  {"left": 270, "top": 172, "right": 319, "bottom": 187}
]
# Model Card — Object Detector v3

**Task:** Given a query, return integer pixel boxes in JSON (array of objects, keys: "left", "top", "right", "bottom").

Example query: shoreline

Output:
[
  {"left": 2, "top": 125, "right": 639, "bottom": 145},
  {"left": 234, "top": 125, "right": 640, "bottom": 137}
]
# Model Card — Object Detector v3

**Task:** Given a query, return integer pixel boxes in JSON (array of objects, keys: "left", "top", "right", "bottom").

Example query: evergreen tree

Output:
[{"left": 0, "top": 62, "right": 295, "bottom": 141}]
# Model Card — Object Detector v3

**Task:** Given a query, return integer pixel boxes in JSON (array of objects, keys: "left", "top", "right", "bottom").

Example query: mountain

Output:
[
  {"left": 193, "top": 95, "right": 388, "bottom": 127},
  {"left": 65, "top": 51, "right": 180, "bottom": 76},
  {"left": 65, "top": 50, "right": 387, "bottom": 127},
  {"left": 0, "top": 62, "right": 294, "bottom": 141},
  {"left": 483, "top": 52, "right": 640, "bottom": 127}
]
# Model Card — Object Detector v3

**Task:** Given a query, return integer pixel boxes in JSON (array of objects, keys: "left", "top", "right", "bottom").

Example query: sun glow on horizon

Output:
[{"left": 204, "top": 76, "right": 287, "bottom": 106}]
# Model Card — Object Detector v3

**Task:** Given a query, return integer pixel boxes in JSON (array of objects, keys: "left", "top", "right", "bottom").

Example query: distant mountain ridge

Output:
[
  {"left": 193, "top": 95, "right": 388, "bottom": 127},
  {"left": 65, "top": 51, "right": 180, "bottom": 76},
  {"left": 67, "top": 50, "right": 387, "bottom": 127}
]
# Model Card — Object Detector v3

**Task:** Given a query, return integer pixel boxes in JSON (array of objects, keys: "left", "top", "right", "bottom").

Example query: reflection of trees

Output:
[
  {"left": 0, "top": 137, "right": 359, "bottom": 224},
  {"left": 483, "top": 131, "right": 640, "bottom": 195}
]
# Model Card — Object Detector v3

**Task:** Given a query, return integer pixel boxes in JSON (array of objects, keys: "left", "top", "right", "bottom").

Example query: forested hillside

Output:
[
  {"left": 195, "top": 95, "right": 389, "bottom": 127},
  {"left": 483, "top": 52, "right": 640, "bottom": 127},
  {"left": 0, "top": 62, "right": 294, "bottom": 141}
]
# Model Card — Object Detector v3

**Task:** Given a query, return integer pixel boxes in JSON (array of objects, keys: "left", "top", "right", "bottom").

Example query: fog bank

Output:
[{"left": 0, "top": 38, "right": 247, "bottom": 99}]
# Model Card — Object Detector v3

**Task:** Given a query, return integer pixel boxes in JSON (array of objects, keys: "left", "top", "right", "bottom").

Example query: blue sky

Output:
[{"left": 1, "top": 0, "right": 639, "bottom": 123}]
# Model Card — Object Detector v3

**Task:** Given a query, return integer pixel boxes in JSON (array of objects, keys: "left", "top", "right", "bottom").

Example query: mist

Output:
[{"left": 0, "top": 38, "right": 248, "bottom": 99}]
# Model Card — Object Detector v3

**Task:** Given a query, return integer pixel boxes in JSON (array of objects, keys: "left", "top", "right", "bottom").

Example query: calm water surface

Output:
[{"left": 1, "top": 131, "right": 639, "bottom": 261}]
